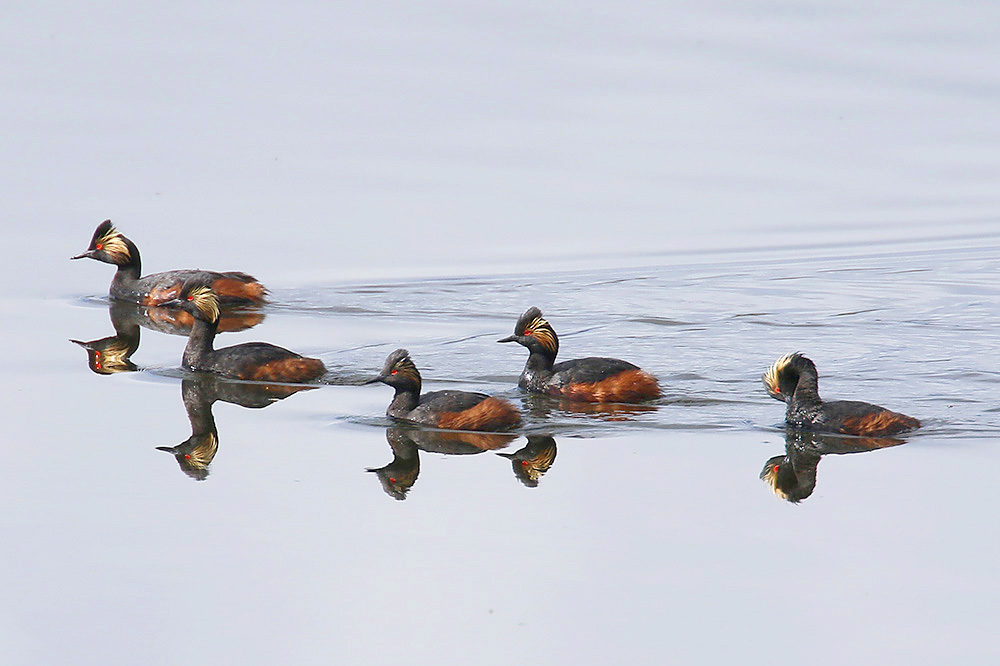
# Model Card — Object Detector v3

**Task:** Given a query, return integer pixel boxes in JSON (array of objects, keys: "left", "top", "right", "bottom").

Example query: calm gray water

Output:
[{"left": 3, "top": 2, "right": 1000, "bottom": 665}]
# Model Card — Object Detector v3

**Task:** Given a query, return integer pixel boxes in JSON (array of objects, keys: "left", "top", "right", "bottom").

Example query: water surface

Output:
[{"left": 3, "top": 1, "right": 1000, "bottom": 664}]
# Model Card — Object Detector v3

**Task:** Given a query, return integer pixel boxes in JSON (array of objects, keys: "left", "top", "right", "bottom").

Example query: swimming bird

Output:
[
  {"left": 762, "top": 352, "right": 920, "bottom": 436},
  {"left": 368, "top": 349, "right": 521, "bottom": 431},
  {"left": 72, "top": 220, "right": 267, "bottom": 306},
  {"left": 498, "top": 306, "right": 660, "bottom": 403},
  {"left": 163, "top": 284, "right": 325, "bottom": 382}
]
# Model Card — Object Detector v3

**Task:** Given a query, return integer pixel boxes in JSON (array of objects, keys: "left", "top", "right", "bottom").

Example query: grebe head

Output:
[
  {"left": 497, "top": 306, "right": 559, "bottom": 360},
  {"left": 762, "top": 352, "right": 815, "bottom": 402},
  {"left": 71, "top": 220, "right": 135, "bottom": 266},
  {"left": 369, "top": 348, "right": 422, "bottom": 392},
  {"left": 165, "top": 284, "right": 221, "bottom": 324}
]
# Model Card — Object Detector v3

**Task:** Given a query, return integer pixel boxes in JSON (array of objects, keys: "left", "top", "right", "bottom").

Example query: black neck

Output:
[
  {"left": 116, "top": 238, "right": 142, "bottom": 275},
  {"left": 790, "top": 366, "right": 820, "bottom": 405},
  {"left": 183, "top": 317, "right": 218, "bottom": 368},
  {"left": 387, "top": 387, "right": 420, "bottom": 417},
  {"left": 525, "top": 349, "right": 555, "bottom": 373}
]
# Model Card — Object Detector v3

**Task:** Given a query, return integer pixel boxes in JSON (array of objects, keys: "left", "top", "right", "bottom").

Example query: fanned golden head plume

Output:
[
  {"left": 91, "top": 220, "right": 131, "bottom": 263},
  {"left": 762, "top": 352, "right": 802, "bottom": 402},
  {"left": 185, "top": 285, "right": 220, "bottom": 324},
  {"left": 514, "top": 306, "right": 559, "bottom": 355}
]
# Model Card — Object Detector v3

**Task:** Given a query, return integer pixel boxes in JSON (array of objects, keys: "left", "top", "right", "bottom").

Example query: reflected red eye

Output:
[
  {"left": 521, "top": 461, "right": 528, "bottom": 466},
  {"left": 390, "top": 369, "right": 397, "bottom": 375},
  {"left": 773, "top": 465, "right": 780, "bottom": 472},
  {"left": 184, "top": 454, "right": 191, "bottom": 460},
  {"left": 389, "top": 477, "right": 396, "bottom": 483},
  {"left": 775, "top": 387, "right": 781, "bottom": 394}
]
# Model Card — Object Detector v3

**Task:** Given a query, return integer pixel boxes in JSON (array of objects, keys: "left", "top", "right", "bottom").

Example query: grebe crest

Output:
[
  {"left": 378, "top": 348, "right": 422, "bottom": 389},
  {"left": 184, "top": 285, "right": 221, "bottom": 324},
  {"left": 762, "top": 351, "right": 805, "bottom": 401},
  {"left": 86, "top": 220, "right": 132, "bottom": 264},
  {"left": 510, "top": 306, "right": 559, "bottom": 356}
]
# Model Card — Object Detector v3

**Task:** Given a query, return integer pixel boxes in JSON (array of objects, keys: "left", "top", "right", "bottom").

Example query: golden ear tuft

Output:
[
  {"left": 762, "top": 352, "right": 800, "bottom": 399},
  {"left": 525, "top": 315, "right": 558, "bottom": 354},
  {"left": 96, "top": 224, "right": 131, "bottom": 263},
  {"left": 187, "top": 286, "right": 220, "bottom": 323}
]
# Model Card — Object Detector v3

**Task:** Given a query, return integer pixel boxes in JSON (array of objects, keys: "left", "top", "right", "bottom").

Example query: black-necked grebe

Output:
[
  {"left": 368, "top": 349, "right": 521, "bottom": 431},
  {"left": 762, "top": 352, "right": 920, "bottom": 436},
  {"left": 498, "top": 306, "right": 660, "bottom": 403},
  {"left": 164, "top": 284, "right": 325, "bottom": 382},
  {"left": 72, "top": 220, "right": 267, "bottom": 306}
]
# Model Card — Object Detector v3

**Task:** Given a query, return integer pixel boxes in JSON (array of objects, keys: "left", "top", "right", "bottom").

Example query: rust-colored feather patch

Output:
[
  {"left": 839, "top": 410, "right": 920, "bottom": 437},
  {"left": 211, "top": 277, "right": 268, "bottom": 304},
  {"left": 435, "top": 397, "right": 521, "bottom": 431},
  {"left": 244, "top": 357, "right": 326, "bottom": 383},
  {"left": 142, "top": 282, "right": 184, "bottom": 306},
  {"left": 558, "top": 369, "right": 661, "bottom": 403}
]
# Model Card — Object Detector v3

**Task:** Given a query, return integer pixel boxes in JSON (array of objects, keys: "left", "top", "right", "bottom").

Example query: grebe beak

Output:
[
  {"left": 362, "top": 376, "right": 384, "bottom": 385},
  {"left": 497, "top": 335, "right": 518, "bottom": 343},
  {"left": 71, "top": 250, "right": 95, "bottom": 260}
]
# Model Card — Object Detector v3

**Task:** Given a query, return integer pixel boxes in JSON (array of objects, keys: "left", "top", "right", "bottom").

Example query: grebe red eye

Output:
[
  {"left": 521, "top": 461, "right": 528, "bottom": 466},
  {"left": 390, "top": 369, "right": 398, "bottom": 375},
  {"left": 184, "top": 454, "right": 191, "bottom": 460},
  {"left": 187, "top": 295, "right": 194, "bottom": 301},
  {"left": 389, "top": 477, "right": 396, "bottom": 483},
  {"left": 96, "top": 243, "right": 103, "bottom": 250},
  {"left": 524, "top": 330, "right": 532, "bottom": 336}
]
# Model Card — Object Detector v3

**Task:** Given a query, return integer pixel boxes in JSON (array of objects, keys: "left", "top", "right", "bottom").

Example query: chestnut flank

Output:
[
  {"left": 840, "top": 410, "right": 920, "bottom": 437},
  {"left": 558, "top": 369, "right": 660, "bottom": 403},
  {"left": 435, "top": 397, "right": 521, "bottom": 431}
]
